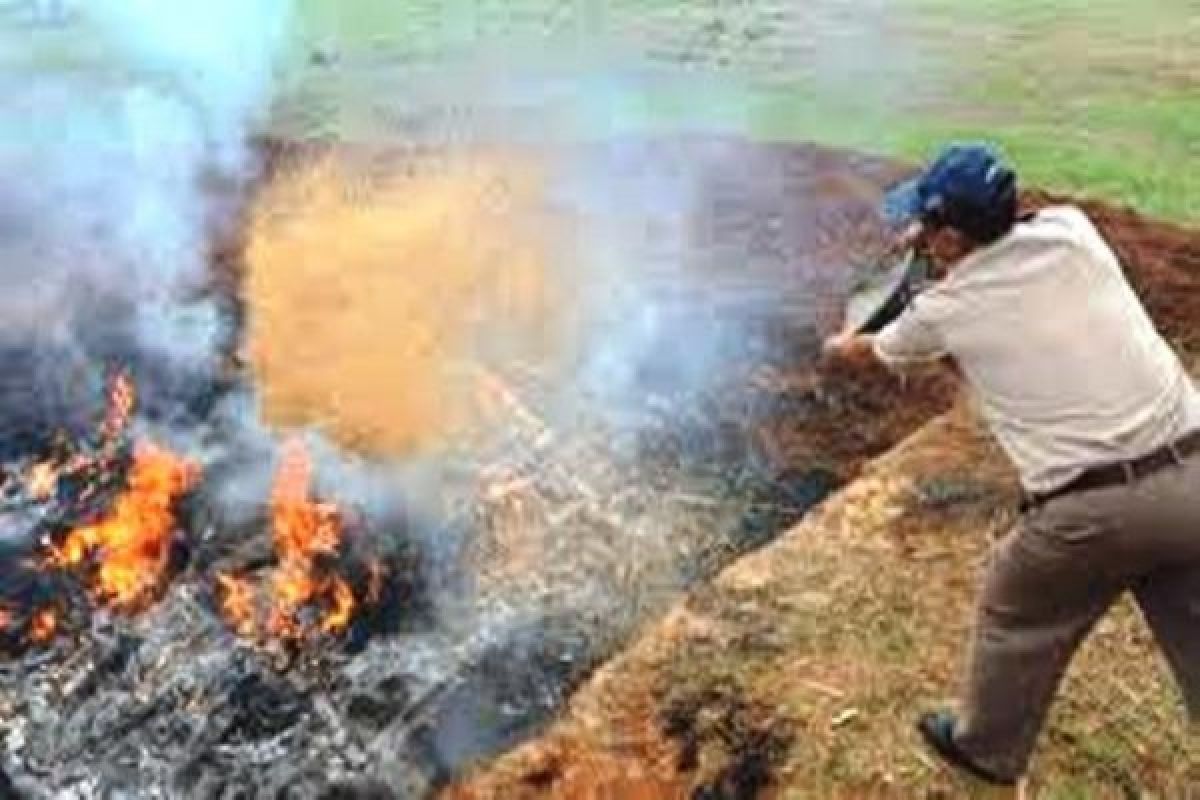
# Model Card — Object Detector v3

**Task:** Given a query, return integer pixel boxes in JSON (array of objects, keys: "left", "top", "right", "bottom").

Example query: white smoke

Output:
[{"left": 0, "top": 0, "right": 291, "bottom": 454}]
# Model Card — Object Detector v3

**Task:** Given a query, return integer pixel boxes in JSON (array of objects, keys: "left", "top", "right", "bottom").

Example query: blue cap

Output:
[{"left": 884, "top": 143, "right": 1017, "bottom": 242}]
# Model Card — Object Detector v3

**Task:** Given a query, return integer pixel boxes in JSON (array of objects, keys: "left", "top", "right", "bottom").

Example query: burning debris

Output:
[
  {"left": 216, "top": 438, "right": 386, "bottom": 643},
  {"left": 0, "top": 132, "right": 899, "bottom": 796},
  {"left": 1, "top": 372, "right": 387, "bottom": 660},
  {"left": 44, "top": 440, "right": 199, "bottom": 615},
  {"left": 1, "top": 373, "right": 199, "bottom": 650},
  {"left": 26, "top": 608, "right": 57, "bottom": 647},
  {"left": 2, "top": 0, "right": 929, "bottom": 789},
  {"left": 2, "top": 371, "right": 135, "bottom": 518}
]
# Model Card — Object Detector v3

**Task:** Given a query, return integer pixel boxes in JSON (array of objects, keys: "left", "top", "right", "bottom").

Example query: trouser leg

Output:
[
  {"left": 953, "top": 515, "right": 1120, "bottom": 780},
  {"left": 1134, "top": 564, "right": 1200, "bottom": 719}
]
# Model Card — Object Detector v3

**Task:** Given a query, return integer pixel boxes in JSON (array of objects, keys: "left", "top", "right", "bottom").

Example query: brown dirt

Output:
[{"left": 442, "top": 166, "right": 1200, "bottom": 798}]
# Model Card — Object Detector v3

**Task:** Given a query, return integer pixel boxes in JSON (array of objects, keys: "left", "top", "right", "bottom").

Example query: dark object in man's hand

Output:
[{"left": 846, "top": 249, "right": 931, "bottom": 335}]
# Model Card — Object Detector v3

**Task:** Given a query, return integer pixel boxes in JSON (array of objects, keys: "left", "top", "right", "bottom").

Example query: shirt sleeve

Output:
[{"left": 872, "top": 299, "right": 948, "bottom": 368}]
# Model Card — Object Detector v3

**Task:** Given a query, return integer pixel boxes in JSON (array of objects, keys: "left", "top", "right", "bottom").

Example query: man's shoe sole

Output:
[{"left": 916, "top": 712, "right": 1016, "bottom": 787}]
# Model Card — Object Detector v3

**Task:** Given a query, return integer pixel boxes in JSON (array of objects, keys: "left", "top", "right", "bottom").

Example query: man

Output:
[{"left": 823, "top": 143, "right": 1200, "bottom": 786}]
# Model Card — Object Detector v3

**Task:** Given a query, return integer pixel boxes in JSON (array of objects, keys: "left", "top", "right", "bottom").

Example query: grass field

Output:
[
  {"left": 278, "top": 0, "right": 1199, "bottom": 222},
  {"left": 889, "top": 0, "right": 1198, "bottom": 223}
]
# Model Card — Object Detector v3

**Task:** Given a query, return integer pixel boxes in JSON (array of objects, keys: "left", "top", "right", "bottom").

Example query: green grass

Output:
[
  {"left": 890, "top": 0, "right": 1199, "bottom": 221},
  {"left": 726, "top": 0, "right": 1198, "bottom": 221},
  {"left": 886, "top": 105, "right": 1200, "bottom": 222}
]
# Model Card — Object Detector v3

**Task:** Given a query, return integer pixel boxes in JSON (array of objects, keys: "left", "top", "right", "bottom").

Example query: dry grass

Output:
[{"left": 717, "top": 404, "right": 1197, "bottom": 798}]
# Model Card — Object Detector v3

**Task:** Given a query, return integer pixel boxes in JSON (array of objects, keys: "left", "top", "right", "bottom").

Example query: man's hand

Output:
[
  {"left": 821, "top": 332, "right": 882, "bottom": 372},
  {"left": 823, "top": 330, "right": 960, "bottom": 382},
  {"left": 898, "top": 220, "right": 926, "bottom": 252}
]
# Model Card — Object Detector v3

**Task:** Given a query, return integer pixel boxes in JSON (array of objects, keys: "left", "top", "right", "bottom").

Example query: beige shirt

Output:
[{"left": 875, "top": 206, "right": 1200, "bottom": 492}]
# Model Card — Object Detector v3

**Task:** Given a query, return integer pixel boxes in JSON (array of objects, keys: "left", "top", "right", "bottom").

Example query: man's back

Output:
[{"left": 879, "top": 206, "right": 1200, "bottom": 491}]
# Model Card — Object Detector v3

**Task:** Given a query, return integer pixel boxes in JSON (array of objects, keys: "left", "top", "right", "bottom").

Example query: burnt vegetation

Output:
[{"left": 0, "top": 138, "right": 916, "bottom": 796}]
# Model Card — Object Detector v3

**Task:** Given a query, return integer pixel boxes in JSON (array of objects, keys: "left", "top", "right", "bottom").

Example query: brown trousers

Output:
[{"left": 955, "top": 450, "right": 1200, "bottom": 780}]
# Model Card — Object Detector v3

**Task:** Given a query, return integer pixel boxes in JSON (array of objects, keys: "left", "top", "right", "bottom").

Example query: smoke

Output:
[
  {"left": 0, "top": 0, "right": 291, "bottom": 457},
  {"left": 0, "top": 4, "right": 905, "bottom": 791},
  {"left": 242, "top": 73, "right": 843, "bottom": 464},
  {"left": 231, "top": 56, "right": 882, "bottom": 644},
  {"left": 0, "top": 0, "right": 889, "bottom": 651}
]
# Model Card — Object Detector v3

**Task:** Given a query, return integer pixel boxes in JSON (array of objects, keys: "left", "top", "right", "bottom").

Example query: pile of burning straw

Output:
[{"left": 1, "top": 374, "right": 388, "bottom": 656}]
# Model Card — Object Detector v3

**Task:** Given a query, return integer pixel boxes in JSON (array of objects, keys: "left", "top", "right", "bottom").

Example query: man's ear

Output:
[
  {"left": 948, "top": 227, "right": 975, "bottom": 253},
  {"left": 929, "top": 226, "right": 975, "bottom": 268}
]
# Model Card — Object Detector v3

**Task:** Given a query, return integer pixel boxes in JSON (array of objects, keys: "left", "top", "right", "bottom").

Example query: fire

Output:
[
  {"left": 266, "top": 439, "right": 354, "bottom": 637},
  {"left": 38, "top": 373, "right": 199, "bottom": 616},
  {"left": 18, "top": 373, "right": 135, "bottom": 511},
  {"left": 322, "top": 577, "right": 356, "bottom": 635},
  {"left": 216, "top": 573, "right": 257, "bottom": 637},
  {"left": 271, "top": 440, "right": 342, "bottom": 566},
  {"left": 17, "top": 369, "right": 375, "bottom": 649},
  {"left": 216, "top": 439, "right": 378, "bottom": 643},
  {"left": 48, "top": 442, "right": 199, "bottom": 611}
]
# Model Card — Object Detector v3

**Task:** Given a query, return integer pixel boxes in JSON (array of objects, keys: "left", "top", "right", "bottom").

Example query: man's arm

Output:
[{"left": 821, "top": 325, "right": 959, "bottom": 379}]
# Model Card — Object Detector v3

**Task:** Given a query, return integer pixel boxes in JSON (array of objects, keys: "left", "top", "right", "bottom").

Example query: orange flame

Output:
[
  {"left": 48, "top": 441, "right": 199, "bottom": 612},
  {"left": 321, "top": 577, "right": 356, "bottom": 635},
  {"left": 217, "top": 573, "right": 258, "bottom": 637},
  {"left": 12, "top": 373, "right": 199, "bottom": 647},
  {"left": 217, "top": 439, "right": 367, "bottom": 642},
  {"left": 267, "top": 439, "right": 355, "bottom": 637},
  {"left": 271, "top": 440, "right": 342, "bottom": 564}
]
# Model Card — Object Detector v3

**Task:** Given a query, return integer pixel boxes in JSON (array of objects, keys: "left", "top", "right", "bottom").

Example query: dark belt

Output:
[{"left": 1021, "top": 429, "right": 1200, "bottom": 512}]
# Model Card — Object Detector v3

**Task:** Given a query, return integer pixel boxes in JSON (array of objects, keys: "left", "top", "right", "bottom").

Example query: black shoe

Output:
[{"left": 916, "top": 710, "right": 1016, "bottom": 787}]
